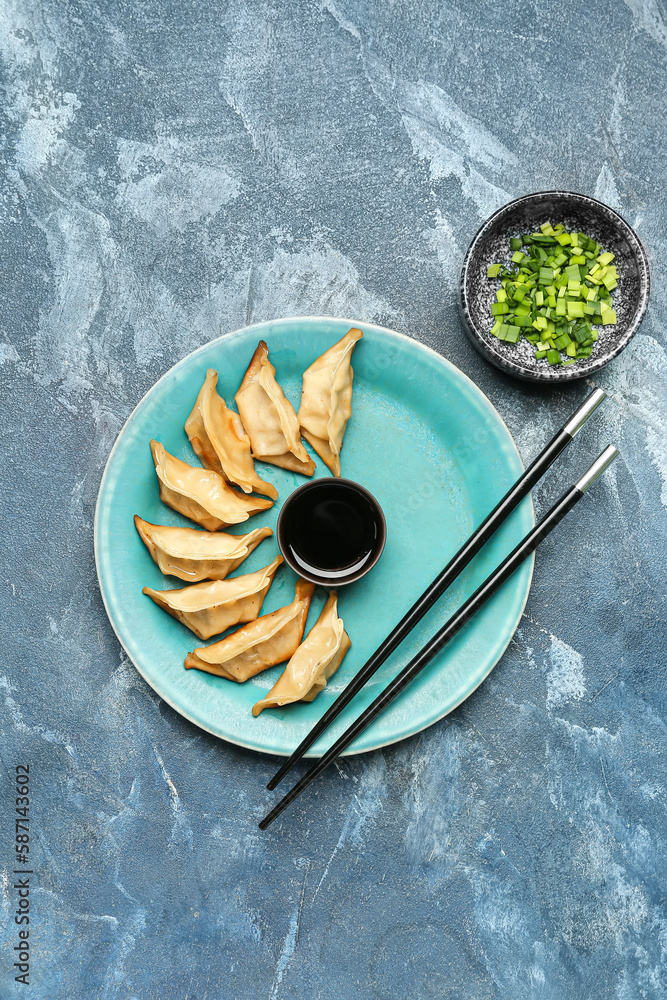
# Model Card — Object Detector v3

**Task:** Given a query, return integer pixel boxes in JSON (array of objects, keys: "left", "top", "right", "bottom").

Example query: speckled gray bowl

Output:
[{"left": 459, "top": 191, "right": 650, "bottom": 383}]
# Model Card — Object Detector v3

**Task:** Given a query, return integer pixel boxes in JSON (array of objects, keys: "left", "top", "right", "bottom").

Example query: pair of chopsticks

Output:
[{"left": 260, "top": 388, "right": 617, "bottom": 830}]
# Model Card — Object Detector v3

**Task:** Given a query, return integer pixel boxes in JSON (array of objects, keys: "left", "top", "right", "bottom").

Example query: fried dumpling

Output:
[
  {"left": 297, "top": 327, "right": 363, "bottom": 477},
  {"left": 143, "top": 555, "right": 283, "bottom": 640},
  {"left": 134, "top": 516, "right": 272, "bottom": 582},
  {"left": 185, "top": 579, "right": 315, "bottom": 681},
  {"left": 185, "top": 369, "right": 277, "bottom": 499},
  {"left": 235, "top": 341, "right": 315, "bottom": 476},
  {"left": 150, "top": 440, "right": 273, "bottom": 531},
  {"left": 252, "top": 591, "right": 350, "bottom": 716}
]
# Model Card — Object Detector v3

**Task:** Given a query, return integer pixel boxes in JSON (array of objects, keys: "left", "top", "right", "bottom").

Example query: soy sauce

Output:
[{"left": 280, "top": 480, "right": 384, "bottom": 582}]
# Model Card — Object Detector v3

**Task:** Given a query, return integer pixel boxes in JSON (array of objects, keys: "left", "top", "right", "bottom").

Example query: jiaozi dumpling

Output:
[
  {"left": 252, "top": 591, "right": 350, "bottom": 716},
  {"left": 297, "top": 327, "right": 363, "bottom": 477},
  {"left": 185, "top": 579, "right": 315, "bottom": 681},
  {"left": 235, "top": 341, "right": 315, "bottom": 476},
  {"left": 185, "top": 369, "right": 277, "bottom": 499},
  {"left": 143, "top": 555, "right": 283, "bottom": 640},
  {"left": 134, "top": 516, "right": 272, "bottom": 582},
  {"left": 150, "top": 440, "right": 273, "bottom": 531}
]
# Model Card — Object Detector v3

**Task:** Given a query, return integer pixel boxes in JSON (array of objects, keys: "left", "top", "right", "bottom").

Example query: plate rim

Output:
[{"left": 94, "top": 316, "right": 535, "bottom": 757}]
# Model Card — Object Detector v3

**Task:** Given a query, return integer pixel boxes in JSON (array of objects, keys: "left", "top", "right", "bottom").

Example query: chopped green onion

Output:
[{"left": 485, "top": 224, "right": 618, "bottom": 366}]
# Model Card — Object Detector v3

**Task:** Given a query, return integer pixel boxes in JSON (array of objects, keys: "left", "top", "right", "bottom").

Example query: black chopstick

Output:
[
  {"left": 260, "top": 444, "right": 619, "bottom": 830},
  {"left": 267, "top": 387, "right": 607, "bottom": 792}
]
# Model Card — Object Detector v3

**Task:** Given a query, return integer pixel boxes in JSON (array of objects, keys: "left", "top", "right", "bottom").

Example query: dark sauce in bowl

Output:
[{"left": 277, "top": 479, "right": 386, "bottom": 585}]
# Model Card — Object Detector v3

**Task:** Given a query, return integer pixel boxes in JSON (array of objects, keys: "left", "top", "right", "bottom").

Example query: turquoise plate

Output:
[{"left": 95, "top": 317, "right": 534, "bottom": 757}]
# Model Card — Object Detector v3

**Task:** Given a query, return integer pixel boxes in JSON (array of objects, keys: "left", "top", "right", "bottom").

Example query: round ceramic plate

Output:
[{"left": 95, "top": 317, "right": 534, "bottom": 757}]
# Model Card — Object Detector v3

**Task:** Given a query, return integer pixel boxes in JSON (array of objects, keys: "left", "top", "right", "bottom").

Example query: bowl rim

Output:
[
  {"left": 276, "top": 476, "right": 387, "bottom": 586},
  {"left": 459, "top": 189, "right": 651, "bottom": 384}
]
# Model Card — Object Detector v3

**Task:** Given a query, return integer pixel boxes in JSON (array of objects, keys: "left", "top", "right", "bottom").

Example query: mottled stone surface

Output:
[{"left": 1, "top": 1, "right": 666, "bottom": 997}]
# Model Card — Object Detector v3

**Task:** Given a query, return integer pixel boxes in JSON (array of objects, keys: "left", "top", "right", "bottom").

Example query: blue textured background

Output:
[{"left": 1, "top": 2, "right": 666, "bottom": 998}]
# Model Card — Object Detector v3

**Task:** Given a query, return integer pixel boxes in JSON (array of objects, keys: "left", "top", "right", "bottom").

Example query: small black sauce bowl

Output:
[
  {"left": 276, "top": 478, "right": 386, "bottom": 587},
  {"left": 459, "top": 190, "right": 650, "bottom": 383}
]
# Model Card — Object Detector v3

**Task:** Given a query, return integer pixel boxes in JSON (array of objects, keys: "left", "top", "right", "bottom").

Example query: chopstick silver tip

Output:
[
  {"left": 576, "top": 444, "right": 619, "bottom": 492},
  {"left": 563, "top": 387, "right": 607, "bottom": 438}
]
